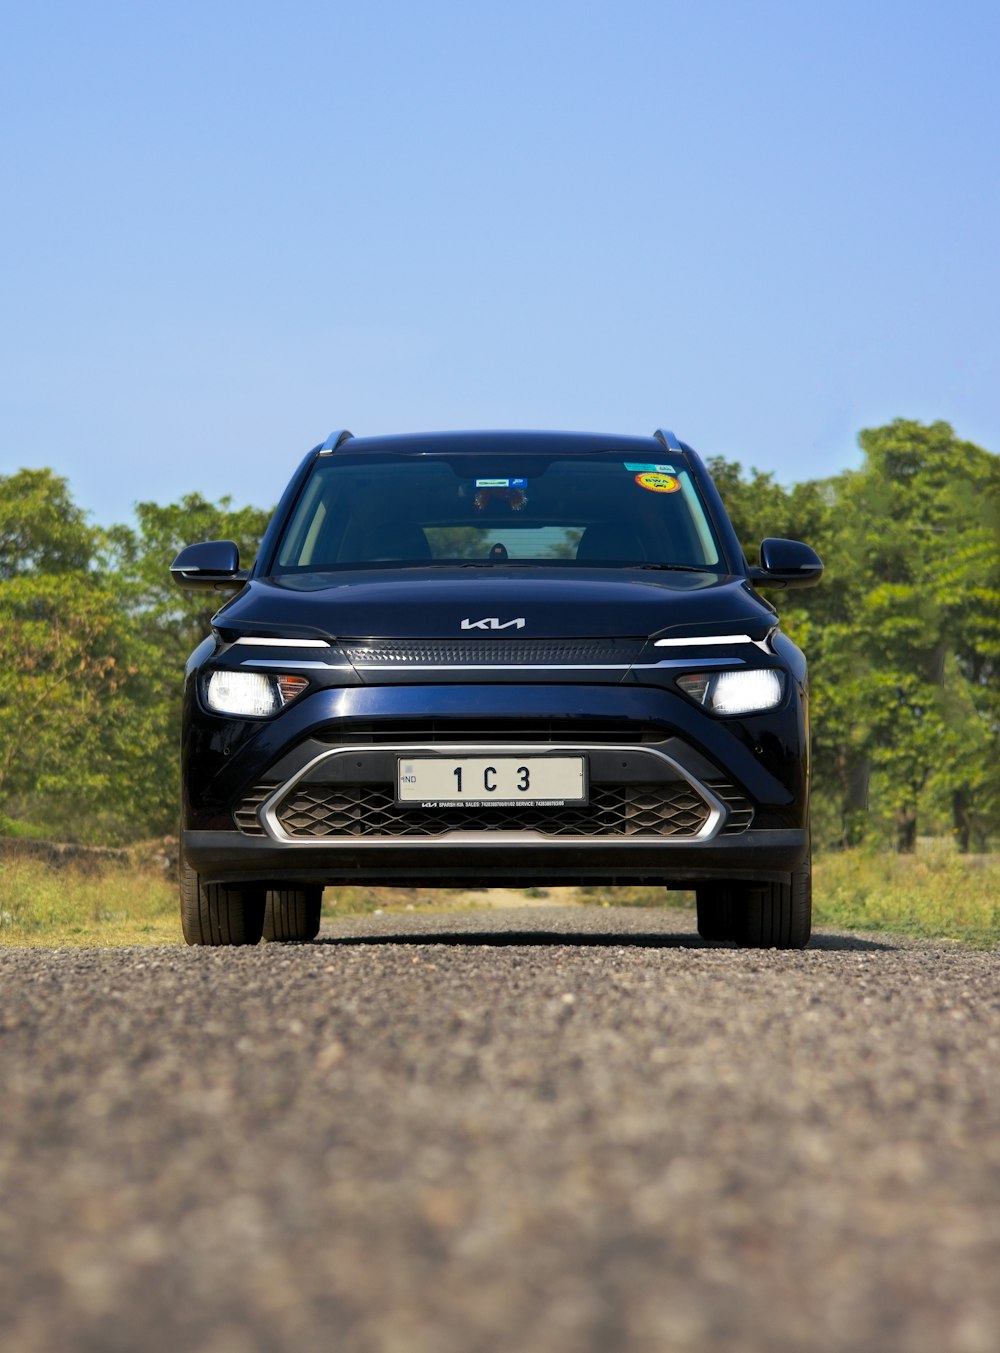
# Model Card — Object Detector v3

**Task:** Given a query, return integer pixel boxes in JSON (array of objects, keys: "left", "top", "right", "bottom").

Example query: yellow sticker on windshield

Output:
[{"left": 635, "top": 472, "right": 680, "bottom": 493}]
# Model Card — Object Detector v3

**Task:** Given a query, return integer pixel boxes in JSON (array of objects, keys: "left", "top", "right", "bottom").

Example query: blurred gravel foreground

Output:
[{"left": 1, "top": 905, "right": 998, "bottom": 1353}]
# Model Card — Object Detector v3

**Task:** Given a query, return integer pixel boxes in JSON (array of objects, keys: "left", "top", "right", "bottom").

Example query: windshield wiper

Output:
[
  {"left": 635, "top": 562, "right": 719, "bottom": 574},
  {"left": 452, "top": 560, "right": 720, "bottom": 572}
]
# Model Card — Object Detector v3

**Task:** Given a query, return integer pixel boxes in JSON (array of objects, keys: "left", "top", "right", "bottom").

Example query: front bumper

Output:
[
  {"left": 181, "top": 679, "right": 809, "bottom": 890},
  {"left": 183, "top": 825, "right": 809, "bottom": 889}
]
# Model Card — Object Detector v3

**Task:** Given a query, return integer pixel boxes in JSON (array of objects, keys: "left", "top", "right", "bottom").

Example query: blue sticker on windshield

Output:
[
  {"left": 624, "top": 463, "right": 676, "bottom": 473},
  {"left": 475, "top": 478, "right": 528, "bottom": 488}
]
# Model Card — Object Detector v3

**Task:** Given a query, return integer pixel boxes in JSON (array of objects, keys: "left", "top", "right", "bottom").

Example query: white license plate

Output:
[{"left": 397, "top": 756, "right": 586, "bottom": 805}]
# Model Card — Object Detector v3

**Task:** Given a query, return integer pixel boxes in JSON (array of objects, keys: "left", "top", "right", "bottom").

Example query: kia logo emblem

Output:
[{"left": 460, "top": 617, "right": 526, "bottom": 630}]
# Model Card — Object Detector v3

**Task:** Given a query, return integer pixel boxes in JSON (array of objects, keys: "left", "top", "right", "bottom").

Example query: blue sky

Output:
[{"left": 2, "top": 0, "right": 998, "bottom": 525}]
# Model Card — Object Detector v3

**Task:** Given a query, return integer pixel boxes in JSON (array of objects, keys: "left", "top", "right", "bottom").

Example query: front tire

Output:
[
  {"left": 179, "top": 851, "right": 265, "bottom": 946},
  {"left": 695, "top": 886, "right": 735, "bottom": 942},
  {"left": 263, "top": 888, "right": 323, "bottom": 942},
  {"left": 732, "top": 854, "right": 812, "bottom": 950}
]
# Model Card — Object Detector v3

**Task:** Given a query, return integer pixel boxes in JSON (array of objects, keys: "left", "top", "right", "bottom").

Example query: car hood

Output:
[{"left": 213, "top": 568, "right": 776, "bottom": 642}]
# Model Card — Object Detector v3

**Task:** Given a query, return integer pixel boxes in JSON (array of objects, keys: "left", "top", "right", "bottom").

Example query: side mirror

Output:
[
  {"left": 170, "top": 540, "right": 249, "bottom": 591},
  {"left": 748, "top": 537, "right": 823, "bottom": 589}
]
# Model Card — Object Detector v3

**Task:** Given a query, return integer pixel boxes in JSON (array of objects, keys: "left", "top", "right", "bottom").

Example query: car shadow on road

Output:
[{"left": 317, "top": 930, "right": 892, "bottom": 952}]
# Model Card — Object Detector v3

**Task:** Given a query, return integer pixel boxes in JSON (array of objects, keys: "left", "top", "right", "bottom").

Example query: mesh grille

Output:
[
  {"left": 341, "top": 639, "right": 644, "bottom": 665},
  {"left": 270, "top": 782, "right": 711, "bottom": 839},
  {"left": 234, "top": 779, "right": 753, "bottom": 838}
]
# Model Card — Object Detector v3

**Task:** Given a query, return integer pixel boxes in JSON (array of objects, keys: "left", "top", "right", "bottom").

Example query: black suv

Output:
[{"left": 172, "top": 429, "right": 822, "bottom": 948}]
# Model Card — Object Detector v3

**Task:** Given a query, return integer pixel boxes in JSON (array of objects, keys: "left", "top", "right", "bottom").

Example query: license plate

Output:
[{"left": 397, "top": 756, "right": 586, "bottom": 806}]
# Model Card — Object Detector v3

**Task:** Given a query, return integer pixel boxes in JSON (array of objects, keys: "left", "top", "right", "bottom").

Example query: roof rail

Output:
[
  {"left": 318, "top": 429, "right": 354, "bottom": 455},
  {"left": 653, "top": 428, "right": 683, "bottom": 452}
]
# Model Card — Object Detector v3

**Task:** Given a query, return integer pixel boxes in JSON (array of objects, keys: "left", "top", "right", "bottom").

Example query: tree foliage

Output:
[
  {"left": 711, "top": 421, "right": 1000, "bottom": 850},
  {"left": 0, "top": 469, "right": 99, "bottom": 579},
  {"left": 0, "top": 422, "right": 997, "bottom": 850},
  {"left": 0, "top": 471, "right": 271, "bottom": 842}
]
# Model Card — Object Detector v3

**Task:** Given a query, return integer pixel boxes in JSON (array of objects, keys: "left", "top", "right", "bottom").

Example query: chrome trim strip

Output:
[
  {"left": 238, "top": 658, "right": 744, "bottom": 673},
  {"left": 256, "top": 742, "right": 726, "bottom": 848},
  {"left": 240, "top": 660, "right": 353, "bottom": 671},
  {"left": 347, "top": 658, "right": 741, "bottom": 672},
  {"left": 646, "top": 658, "right": 742, "bottom": 669},
  {"left": 352, "top": 662, "right": 632, "bottom": 671}
]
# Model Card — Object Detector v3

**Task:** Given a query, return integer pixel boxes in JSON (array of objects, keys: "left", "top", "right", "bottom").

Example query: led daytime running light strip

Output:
[
  {"left": 655, "top": 634, "right": 772, "bottom": 652},
  {"left": 233, "top": 637, "right": 331, "bottom": 647}
]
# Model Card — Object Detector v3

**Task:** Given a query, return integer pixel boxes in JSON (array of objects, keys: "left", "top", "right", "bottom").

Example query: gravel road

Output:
[{"left": 1, "top": 905, "right": 998, "bottom": 1353}]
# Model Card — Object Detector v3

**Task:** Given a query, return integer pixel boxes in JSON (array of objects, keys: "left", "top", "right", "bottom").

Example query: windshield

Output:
[{"left": 272, "top": 453, "right": 723, "bottom": 572}]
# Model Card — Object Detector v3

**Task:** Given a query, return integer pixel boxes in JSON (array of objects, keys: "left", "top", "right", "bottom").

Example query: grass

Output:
[
  {"left": 586, "top": 848, "right": 999, "bottom": 948},
  {"left": 813, "top": 845, "right": 1000, "bottom": 948},
  {"left": 1, "top": 843, "right": 996, "bottom": 949},
  {"left": 0, "top": 850, "right": 459, "bottom": 948},
  {"left": 0, "top": 853, "right": 180, "bottom": 947}
]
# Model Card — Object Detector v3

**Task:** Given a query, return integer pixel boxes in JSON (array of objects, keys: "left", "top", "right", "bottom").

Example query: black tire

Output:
[
  {"left": 732, "top": 853, "right": 812, "bottom": 950},
  {"left": 179, "top": 851, "right": 266, "bottom": 946},
  {"left": 263, "top": 888, "right": 323, "bottom": 942},
  {"left": 695, "top": 887, "right": 735, "bottom": 942}
]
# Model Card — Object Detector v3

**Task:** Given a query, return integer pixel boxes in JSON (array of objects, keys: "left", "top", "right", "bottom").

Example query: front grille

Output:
[
  {"left": 708, "top": 782, "right": 755, "bottom": 834},
  {"left": 233, "top": 784, "right": 276, "bottom": 836},
  {"left": 234, "top": 773, "right": 752, "bottom": 833},
  {"left": 236, "top": 778, "right": 754, "bottom": 839},
  {"left": 268, "top": 782, "right": 711, "bottom": 839},
  {"left": 340, "top": 639, "right": 644, "bottom": 665}
]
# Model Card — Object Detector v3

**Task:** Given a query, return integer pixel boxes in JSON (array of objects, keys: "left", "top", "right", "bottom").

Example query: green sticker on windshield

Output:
[{"left": 624, "top": 462, "right": 676, "bottom": 473}]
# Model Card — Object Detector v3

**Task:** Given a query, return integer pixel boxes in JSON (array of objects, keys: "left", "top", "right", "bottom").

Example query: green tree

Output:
[
  {"left": 0, "top": 468, "right": 99, "bottom": 579},
  {"left": 813, "top": 421, "right": 1000, "bottom": 850},
  {"left": 108, "top": 494, "right": 273, "bottom": 835},
  {"left": 709, "top": 426, "right": 1000, "bottom": 851},
  {"left": 0, "top": 473, "right": 271, "bottom": 842},
  {"left": 113, "top": 494, "right": 272, "bottom": 658},
  {"left": 0, "top": 471, "right": 131, "bottom": 837},
  {"left": 0, "top": 568, "right": 153, "bottom": 842}
]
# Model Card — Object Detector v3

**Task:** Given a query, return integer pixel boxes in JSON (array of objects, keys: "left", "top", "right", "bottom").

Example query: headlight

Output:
[
  {"left": 676, "top": 669, "right": 785, "bottom": 715},
  {"left": 205, "top": 671, "right": 309, "bottom": 717}
]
